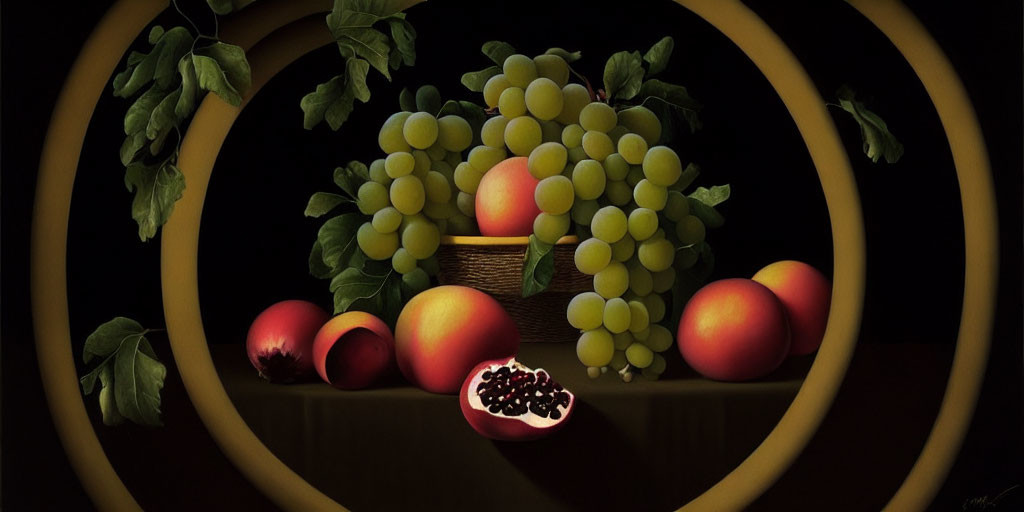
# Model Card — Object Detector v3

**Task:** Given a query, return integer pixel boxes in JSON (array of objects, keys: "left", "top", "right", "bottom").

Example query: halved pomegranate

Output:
[{"left": 459, "top": 357, "right": 574, "bottom": 441}]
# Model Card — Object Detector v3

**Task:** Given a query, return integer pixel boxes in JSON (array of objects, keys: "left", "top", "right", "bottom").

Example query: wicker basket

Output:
[{"left": 436, "top": 235, "right": 591, "bottom": 343}]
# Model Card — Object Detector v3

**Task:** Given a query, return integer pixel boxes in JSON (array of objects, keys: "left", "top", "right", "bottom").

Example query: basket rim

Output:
[{"left": 440, "top": 235, "right": 580, "bottom": 246}]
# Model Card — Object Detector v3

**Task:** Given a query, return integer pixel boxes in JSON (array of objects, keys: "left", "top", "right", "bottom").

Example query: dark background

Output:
[{"left": 2, "top": 0, "right": 1020, "bottom": 510}]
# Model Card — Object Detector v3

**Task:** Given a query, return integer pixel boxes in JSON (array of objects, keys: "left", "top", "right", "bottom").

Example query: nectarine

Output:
[
  {"left": 752, "top": 260, "right": 831, "bottom": 355},
  {"left": 475, "top": 157, "right": 541, "bottom": 236}
]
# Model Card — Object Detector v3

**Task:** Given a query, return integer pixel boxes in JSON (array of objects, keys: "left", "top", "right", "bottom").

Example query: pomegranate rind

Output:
[
  {"left": 312, "top": 311, "right": 396, "bottom": 390},
  {"left": 459, "top": 357, "right": 575, "bottom": 441}
]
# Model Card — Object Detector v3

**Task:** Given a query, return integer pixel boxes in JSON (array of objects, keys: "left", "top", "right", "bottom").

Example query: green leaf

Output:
[
  {"left": 670, "top": 244, "right": 714, "bottom": 333},
  {"left": 415, "top": 85, "right": 441, "bottom": 115},
  {"left": 643, "top": 36, "right": 674, "bottom": 77},
  {"left": 175, "top": 53, "right": 198, "bottom": 119},
  {"left": 482, "top": 41, "right": 516, "bottom": 65},
  {"left": 545, "top": 47, "right": 582, "bottom": 63},
  {"left": 146, "top": 88, "right": 181, "bottom": 143},
  {"left": 98, "top": 365, "right": 125, "bottom": 426},
  {"left": 124, "top": 160, "right": 186, "bottom": 241},
  {"left": 521, "top": 235, "right": 555, "bottom": 298},
  {"left": 399, "top": 87, "right": 417, "bottom": 112},
  {"left": 113, "top": 27, "right": 193, "bottom": 98},
  {"left": 603, "top": 51, "right": 645, "bottom": 101},
  {"left": 387, "top": 16, "right": 417, "bottom": 67},
  {"left": 836, "top": 86, "right": 904, "bottom": 164},
  {"left": 688, "top": 184, "right": 730, "bottom": 207},
  {"left": 318, "top": 212, "right": 364, "bottom": 271},
  {"left": 330, "top": 267, "right": 391, "bottom": 314},
  {"left": 686, "top": 196, "right": 725, "bottom": 230},
  {"left": 309, "top": 240, "right": 335, "bottom": 279},
  {"left": 83, "top": 317, "right": 146, "bottom": 364},
  {"left": 120, "top": 131, "right": 149, "bottom": 167},
  {"left": 327, "top": 0, "right": 405, "bottom": 79},
  {"left": 461, "top": 66, "right": 501, "bottom": 92},
  {"left": 670, "top": 162, "right": 700, "bottom": 192},
  {"left": 305, "top": 192, "right": 348, "bottom": 218},
  {"left": 334, "top": 161, "right": 369, "bottom": 198},
  {"left": 300, "top": 59, "right": 371, "bottom": 131},
  {"left": 207, "top": 0, "right": 234, "bottom": 15},
  {"left": 639, "top": 80, "right": 702, "bottom": 133},
  {"left": 192, "top": 42, "right": 252, "bottom": 106},
  {"left": 124, "top": 85, "right": 168, "bottom": 137},
  {"left": 148, "top": 26, "right": 165, "bottom": 45},
  {"left": 380, "top": 275, "right": 404, "bottom": 327},
  {"left": 113, "top": 334, "right": 166, "bottom": 426}
]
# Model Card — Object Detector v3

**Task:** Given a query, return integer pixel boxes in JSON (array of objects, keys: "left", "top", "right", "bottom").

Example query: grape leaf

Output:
[
  {"left": 334, "top": 161, "right": 370, "bottom": 198},
  {"left": 124, "top": 160, "right": 186, "bottom": 241},
  {"left": 415, "top": 85, "right": 441, "bottom": 114},
  {"left": 604, "top": 51, "right": 645, "bottom": 101},
  {"left": 327, "top": 0, "right": 407, "bottom": 79},
  {"left": 83, "top": 317, "right": 145, "bottom": 364},
  {"left": 330, "top": 267, "right": 391, "bottom": 314},
  {"left": 461, "top": 66, "right": 501, "bottom": 92},
  {"left": 148, "top": 26, "right": 165, "bottom": 45},
  {"left": 79, "top": 317, "right": 164, "bottom": 427},
  {"left": 686, "top": 196, "right": 725, "bottom": 230},
  {"left": 309, "top": 240, "right": 336, "bottom": 279},
  {"left": 206, "top": 0, "right": 234, "bottom": 15},
  {"left": 482, "top": 41, "right": 516, "bottom": 66},
  {"left": 836, "top": 85, "right": 904, "bottom": 164},
  {"left": 399, "top": 87, "right": 417, "bottom": 112},
  {"left": 670, "top": 242, "right": 714, "bottom": 332},
  {"left": 639, "top": 80, "right": 702, "bottom": 133},
  {"left": 300, "top": 58, "right": 371, "bottom": 130},
  {"left": 305, "top": 192, "right": 349, "bottom": 218},
  {"left": 98, "top": 366, "right": 125, "bottom": 426},
  {"left": 387, "top": 15, "right": 417, "bottom": 67},
  {"left": 670, "top": 162, "right": 700, "bottom": 192},
  {"left": 545, "top": 47, "right": 582, "bottom": 63},
  {"left": 113, "top": 27, "right": 193, "bottom": 98},
  {"left": 643, "top": 36, "right": 674, "bottom": 77},
  {"left": 192, "top": 42, "right": 252, "bottom": 106},
  {"left": 688, "top": 184, "right": 730, "bottom": 207},
  {"left": 522, "top": 235, "right": 555, "bottom": 298},
  {"left": 317, "top": 212, "right": 364, "bottom": 271}
]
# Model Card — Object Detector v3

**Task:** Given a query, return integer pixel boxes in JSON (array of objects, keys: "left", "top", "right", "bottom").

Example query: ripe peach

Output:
[
  {"left": 752, "top": 260, "right": 831, "bottom": 355},
  {"left": 677, "top": 278, "right": 791, "bottom": 381},
  {"left": 475, "top": 157, "right": 541, "bottom": 236},
  {"left": 394, "top": 285, "right": 520, "bottom": 394},
  {"left": 312, "top": 311, "right": 395, "bottom": 390}
]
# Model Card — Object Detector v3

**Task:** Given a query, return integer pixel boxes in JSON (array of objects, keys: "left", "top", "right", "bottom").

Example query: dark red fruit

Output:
[
  {"left": 459, "top": 357, "right": 574, "bottom": 441},
  {"left": 246, "top": 300, "right": 330, "bottom": 383}
]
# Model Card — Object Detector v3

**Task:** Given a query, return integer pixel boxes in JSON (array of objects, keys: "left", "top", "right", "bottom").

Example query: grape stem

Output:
[
  {"left": 568, "top": 65, "right": 601, "bottom": 103},
  {"left": 618, "top": 364, "right": 634, "bottom": 383}
]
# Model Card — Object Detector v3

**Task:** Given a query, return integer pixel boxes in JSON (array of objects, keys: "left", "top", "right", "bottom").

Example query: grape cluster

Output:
[
  {"left": 465, "top": 52, "right": 709, "bottom": 381},
  {"left": 355, "top": 109, "right": 477, "bottom": 292}
]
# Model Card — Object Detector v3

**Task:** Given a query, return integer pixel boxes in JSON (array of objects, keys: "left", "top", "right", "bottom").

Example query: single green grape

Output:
[
  {"left": 418, "top": 255, "right": 441, "bottom": 276},
  {"left": 445, "top": 150, "right": 462, "bottom": 170},
  {"left": 504, "top": 115, "right": 542, "bottom": 156},
  {"left": 625, "top": 342, "right": 654, "bottom": 369},
  {"left": 572, "top": 159, "right": 606, "bottom": 200},
  {"left": 612, "top": 331, "right": 633, "bottom": 351},
  {"left": 567, "top": 145, "right": 588, "bottom": 164},
  {"left": 609, "top": 350, "right": 628, "bottom": 371},
  {"left": 594, "top": 261, "right": 629, "bottom": 298},
  {"left": 628, "top": 300, "right": 650, "bottom": 333},
  {"left": 528, "top": 142, "right": 569, "bottom": 180},
  {"left": 651, "top": 267, "right": 676, "bottom": 293},
  {"left": 582, "top": 130, "right": 614, "bottom": 161},
  {"left": 633, "top": 326, "right": 650, "bottom": 341},
  {"left": 628, "top": 264, "right": 654, "bottom": 296},
  {"left": 604, "top": 180, "right": 633, "bottom": 206},
  {"left": 617, "top": 133, "right": 648, "bottom": 165},
  {"left": 525, "top": 77, "right": 564, "bottom": 121},
  {"left": 372, "top": 207, "right": 403, "bottom": 233},
  {"left": 676, "top": 215, "right": 707, "bottom": 245},
  {"left": 664, "top": 191, "right": 690, "bottom": 222},
  {"left": 401, "top": 217, "right": 441, "bottom": 259},
  {"left": 603, "top": 153, "right": 630, "bottom": 181},
  {"left": 423, "top": 200, "right": 455, "bottom": 221},
  {"left": 534, "top": 175, "right": 574, "bottom": 215},
  {"left": 357, "top": 181, "right": 390, "bottom": 215},
  {"left": 586, "top": 366, "right": 602, "bottom": 379},
  {"left": 385, "top": 151, "right": 415, "bottom": 178},
  {"left": 454, "top": 162, "right": 484, "bottom": 194},
  {"left": 617, "top": 105, "right": 662, "bottom": 145},
  {"left": 402, "top": 267, "right": 431, "bottom": 295},
  {"left": 533, "top": 212, "right": 570, "bottom": 244},
  {"left": 425, "top": 142, "right": 447, "bottom": 162},
  {"left": 607, "top": 125, "right": 629, "bottom": 146},
  {"left": 436, "top": 115, "right": 473, "bottom": 152},
  {"left": 467, "top": 145, "right": 507, "bottom": 172},
  {"left": 602, "top": 297, "right": 631, "bottom": 334},
  {"left": 498, "top": 86, "right": 527, "bottom": 118},
  {"left": 610, "top": 235, "right": 635, "bottom": 262},
  {"left": 576, "top": 328, "right": 615, "bottom": 367},
  {"left": 573, "top": 237, "right": 612, "bottom": 275},
  {"left": 379, "top": 111, "right": 413, "bottom": 154},
  {"left": 434, "top": 218, "right": 449, "bottom": 235},
  {"left": 677, "top": 246, "right": 699, "bottom": 269},
  {"left": 447, "top": 212, "right": 477, "bottom": 235},
  {"left": 570, "top": 199, "right": 600, "bottom": 226},
  {"left": 567, "top": 291, "right": 606, "bottom": 330},
  {"left": 643, "top": 325, "right": 674, "bottom": 352},
  {"left": 556, "top": 83, "right": 591, "bottom": 125},
  {"left": 533, "top": 54, "right": 569, "bottom": 87},
  {"left": 647, "top": 353, "right": 667, "bottom": 375},
  {"left": 480, "top": 115, "right": 509, "bottom": 148},
  {"left": 637, "top": 237, "right": 675, "bottom": 272},
  {"left": 627, "top": 207, "right": 659, "bottom": 241},
  {"left": 649, "top": 228, "right": 666, "bottom": 240},
  {"left": 579, "top": 102, "right": 617, "bottom": 133},
  {"left": 541, "top": 120, "right": 563, "bottom": 144},
  {"left": 590, "top": 206, "right": 628, "bottom": 243},
  {"left": 642, "top": 294, "right": 667, "bottom": 323},
  {"left": 390, "top": 175, "right": 426, "bottom": 215},
  {"left": 402, "top": 112, "right": 439, "bottom": 150},
  {"left": 357, "top": 222, "right": 399, "bottom": 260},
  {"left": 411, "top": 150, "right": 432, "bottom": 176},
  {"left": 430, "top": 160, "right": 454, "bottom": 184},
  {"left": 503, "top": 53, "right": 538, "bottom": 88},
  {"left": 633, "top": 179, "right": 668, "bottom": 210},
  {"left": 369, "top": 158, "right": 391, "bottom": 185},
  {"left": 626, "top": 165, "right": 645, "bottom": 188},
  {"left": 391, "top": 248, "right": 417, "bottom": 274},
  {"left": 561, "top": 123, "right": 585, "bottom": 148},
  {"left": 456, "top": 191, "right": 476, "bottom": 217},
  {"left": 561, "top": 163, "right": 575, "bottom": 179},
  {"left": 483, "top": 73, "right": 511, "bottom": 108},
  {"left": 424, "top": 171, "right": 452, "bottom": 204},
  {"left": 641, "top": 145, "right": 683, "bottom": 187}
]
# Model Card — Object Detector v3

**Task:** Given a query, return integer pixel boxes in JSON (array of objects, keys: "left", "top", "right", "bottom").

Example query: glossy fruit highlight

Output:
[
  {"left": 752, "top": 260, "right": 831, "bottom": 355},
  {"left": 475, "top": 157, "right": 542, "bottom": 236},
  {"left": 246, "top": 300, "right": 330, "bottom": 383}
]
